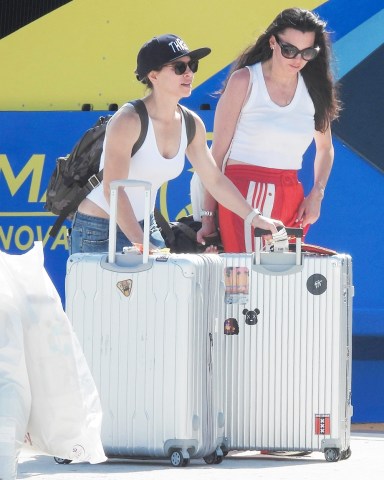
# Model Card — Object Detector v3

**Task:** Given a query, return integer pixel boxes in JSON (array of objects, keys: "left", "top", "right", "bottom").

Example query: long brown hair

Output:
[{"left": 226, "top": 8, "right": 340, "bottom": 132}]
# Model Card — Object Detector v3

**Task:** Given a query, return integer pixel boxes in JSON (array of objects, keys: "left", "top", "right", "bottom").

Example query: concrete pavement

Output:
[{"left": 17, "top": 428, "right": 384, "bottom": 480}]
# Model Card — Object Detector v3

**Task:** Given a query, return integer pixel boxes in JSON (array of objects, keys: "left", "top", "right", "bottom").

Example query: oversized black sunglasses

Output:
[
  {"left": 275, "top": 35, "right": 320, "bottom": 61},
  {"left": 164, "top": 59, "right": 199, "bottom": 75}
]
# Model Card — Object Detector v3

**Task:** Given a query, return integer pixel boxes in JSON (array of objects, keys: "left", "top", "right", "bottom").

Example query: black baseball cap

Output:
[{"left": 135, "top": 34, "right": 211, "bottom": 81}]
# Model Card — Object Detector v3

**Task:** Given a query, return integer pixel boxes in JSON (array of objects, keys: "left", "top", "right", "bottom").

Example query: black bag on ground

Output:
[{"left": 154, "top": 210, "right": 223, "bottom": 254}]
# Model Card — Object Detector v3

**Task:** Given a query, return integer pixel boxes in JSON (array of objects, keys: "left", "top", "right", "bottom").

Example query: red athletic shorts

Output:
[{"left": 218, "top": 164, "right": 308, "bottom": 253}]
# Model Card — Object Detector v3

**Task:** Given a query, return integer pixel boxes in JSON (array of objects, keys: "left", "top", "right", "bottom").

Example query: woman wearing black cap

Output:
[{"left": 69, "top": 34, "right": 283, "bottom": 254}]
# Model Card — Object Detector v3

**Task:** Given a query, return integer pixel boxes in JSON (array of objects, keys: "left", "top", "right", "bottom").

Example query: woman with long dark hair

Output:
[{"left": 197, "top": 7, "right": 340, "bottom": 252}]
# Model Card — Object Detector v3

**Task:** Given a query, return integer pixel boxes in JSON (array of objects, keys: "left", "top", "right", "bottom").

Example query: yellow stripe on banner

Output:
[
  {"left": 0, "top": 212, "right": 55, "bottom": 217},
  {"left": 0, "top": 0, "right": 324, "bottom": 111}
]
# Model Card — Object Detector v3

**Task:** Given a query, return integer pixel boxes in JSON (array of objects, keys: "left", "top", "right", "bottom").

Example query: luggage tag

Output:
[{"left": 271, "top": 228, "right": 289, "bottom": 253}]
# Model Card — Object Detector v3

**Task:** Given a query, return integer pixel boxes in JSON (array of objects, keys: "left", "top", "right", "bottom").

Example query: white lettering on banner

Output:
[
  {"left": 0, "top": 225, "right": 68, "bottom": 251},
  {"left": 168, "top": 38, "right": 188, "bottom": 53}
]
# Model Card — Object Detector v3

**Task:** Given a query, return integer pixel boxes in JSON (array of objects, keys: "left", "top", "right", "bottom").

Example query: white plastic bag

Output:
[
  {"left": 0, "top": 242, "right": 106, "bottom": 464},
  {"left": 190, "top": 171, "right": 205, "bottom": 221},
  {"left": 0, "top": 286, "right": 31, "bottom": 480}
]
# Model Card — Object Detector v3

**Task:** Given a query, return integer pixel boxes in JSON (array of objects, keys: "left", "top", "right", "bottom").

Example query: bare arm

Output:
[
  {"left": 187, "top": 112, "right": 282, "bottom": 236},
  {"left": 211, "top": 68, "right": 251, "bottom": 168},
  {"left": 297, "top": 127, "right": 334, "bottom": 227},
  {"left": 102, "top": 105, "right": 145, "bottom": 244},
  {"left": 199, "top": 68, "right": 251, "bottom": 235}
]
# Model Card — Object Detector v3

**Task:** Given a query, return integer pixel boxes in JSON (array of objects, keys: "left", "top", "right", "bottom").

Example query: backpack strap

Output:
[
  {"left": 179, "top": 105, "right": 196, "bottom": 145},
  {"left": 49, "top": 100, "right": 148, "bottom": 238},
  {"left": 154, "top": 208, "right": 176, "bottom": 246},
  {"left": 130, "top": 99, "right": 148, "bottom": 155}
]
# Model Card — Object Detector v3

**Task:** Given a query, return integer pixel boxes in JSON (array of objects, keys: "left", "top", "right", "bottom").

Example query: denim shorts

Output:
[{"left": 68, "top": 211, "right": 165, "bottom": 255}]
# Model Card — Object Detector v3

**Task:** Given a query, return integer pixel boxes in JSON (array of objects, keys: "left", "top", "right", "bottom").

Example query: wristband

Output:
[
  {"left": 201, "top": 210, "right": 215, "bottom": 217},
  {"left": 244, "top": 208, "right": 261, "bottom": 226}
]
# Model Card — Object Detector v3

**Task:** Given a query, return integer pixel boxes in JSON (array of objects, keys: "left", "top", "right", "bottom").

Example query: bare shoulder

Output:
[
  {"left": 106, "top": 102, "right": 141, "bottom": 139},
  {"left": 185, "top": 108, "right": 205, "bottom": 127},
  {"left": 226, "top": 67, "right": 250, "bottom": 93},
  {"left": 178, "top": 106, "right": 205, "bottom": 135},
  {"left": 185, "top": 109, "right": 206, "bottom": 140}
]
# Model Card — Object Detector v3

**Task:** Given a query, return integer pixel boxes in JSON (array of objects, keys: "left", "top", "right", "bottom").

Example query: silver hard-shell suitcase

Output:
[
  {"left": 219, "top": 228, "right": 353, "bottom": 462},
  {"left": 65, "top": 180, "right": 225, "bottom": 466}
]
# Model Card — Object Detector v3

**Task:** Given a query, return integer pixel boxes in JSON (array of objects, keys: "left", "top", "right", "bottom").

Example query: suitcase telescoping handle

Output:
[
  {"left": 108, "top": 180, "right": 151, "bottom": 265},
  {"left": 254, "top": 226, "right": 303, "bottom": 266},
  {"left": 254, "top": 226, "right": 303, "bottom": 238}
]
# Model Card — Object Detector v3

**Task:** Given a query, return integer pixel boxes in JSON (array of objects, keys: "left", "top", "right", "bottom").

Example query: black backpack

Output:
[
  {"left": 45, "top": 100, "right": 196, "bottom": 238},
  {"left": 154, "top": 209, "right": 223, "bottom": 254}
]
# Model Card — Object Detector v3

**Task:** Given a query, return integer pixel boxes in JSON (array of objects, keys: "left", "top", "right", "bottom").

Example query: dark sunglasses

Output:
[
  {"left": 275, "top": 35, "right": 320, "bottom": 61},
  {"left": 164, "top": 59, "right": 199, "bottom": 75}
]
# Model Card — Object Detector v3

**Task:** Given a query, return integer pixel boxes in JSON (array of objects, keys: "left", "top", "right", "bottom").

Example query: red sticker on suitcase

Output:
[{"left": 315, "top": 414, "right": 331, "bottom": 435}]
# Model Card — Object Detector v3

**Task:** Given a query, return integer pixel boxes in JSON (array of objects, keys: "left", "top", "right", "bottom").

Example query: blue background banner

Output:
[{"left": 1, "top": 0, "right": 384, "bottom": 423}]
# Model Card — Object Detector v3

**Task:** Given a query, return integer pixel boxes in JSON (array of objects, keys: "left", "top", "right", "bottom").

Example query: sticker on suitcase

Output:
[
  {"left": 242, "top": 308, "right": 260, "bottom": 325},
  {"left": 116, "top": 279, "right": 133, "bottom": 297},
  {"left": 224, "top": 318, "right": 239, "bottom": 335},
  {"left": 307, "top": 274, "right": 327, "bottom": 295},
  {"left": 224, "top": 266, "right": 249, "bottom": 304},
  {"left": 315, "top": 414, "right": 331, "bottom": 435}
]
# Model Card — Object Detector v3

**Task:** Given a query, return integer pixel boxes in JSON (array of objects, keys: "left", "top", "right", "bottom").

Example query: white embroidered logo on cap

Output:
[{"left": 168, "top": 38, "right": 188, "bottom": 53}]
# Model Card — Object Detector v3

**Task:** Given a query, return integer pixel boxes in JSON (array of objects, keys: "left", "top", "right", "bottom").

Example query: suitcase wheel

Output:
[
  {"left": 340, "top": 447, "right": 352, "bottom": 460},
  {"left": 203, "top": 451, "right": 224, "bottom": 465},
  {"left": 170, "top": 449, "right": 190, "bottom": 467},
  {"left": 54, "top": 457, "right": 72, "bottom": 465},
  {"left": 324, "top": 448, "right": 340, "bottom": 462},
  {"left": 220, "top": 444, "right": 229, "bottom": 457}
]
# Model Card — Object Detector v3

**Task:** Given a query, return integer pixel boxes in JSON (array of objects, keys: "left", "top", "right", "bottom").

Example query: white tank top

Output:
[
  {"left": 87, "top": 108, "right": 187, "bottom": 221},
  {"left": 229, "top": 62, "right": 315, "bottom": 170}
]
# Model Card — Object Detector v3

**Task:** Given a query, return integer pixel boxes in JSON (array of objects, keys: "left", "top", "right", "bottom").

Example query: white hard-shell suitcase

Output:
[
  {"left": 219, "top": 228, "right": 354, "bottom": 462},
  {"left": 65, "top": 180, "right": 226, "bottom": 467}
]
